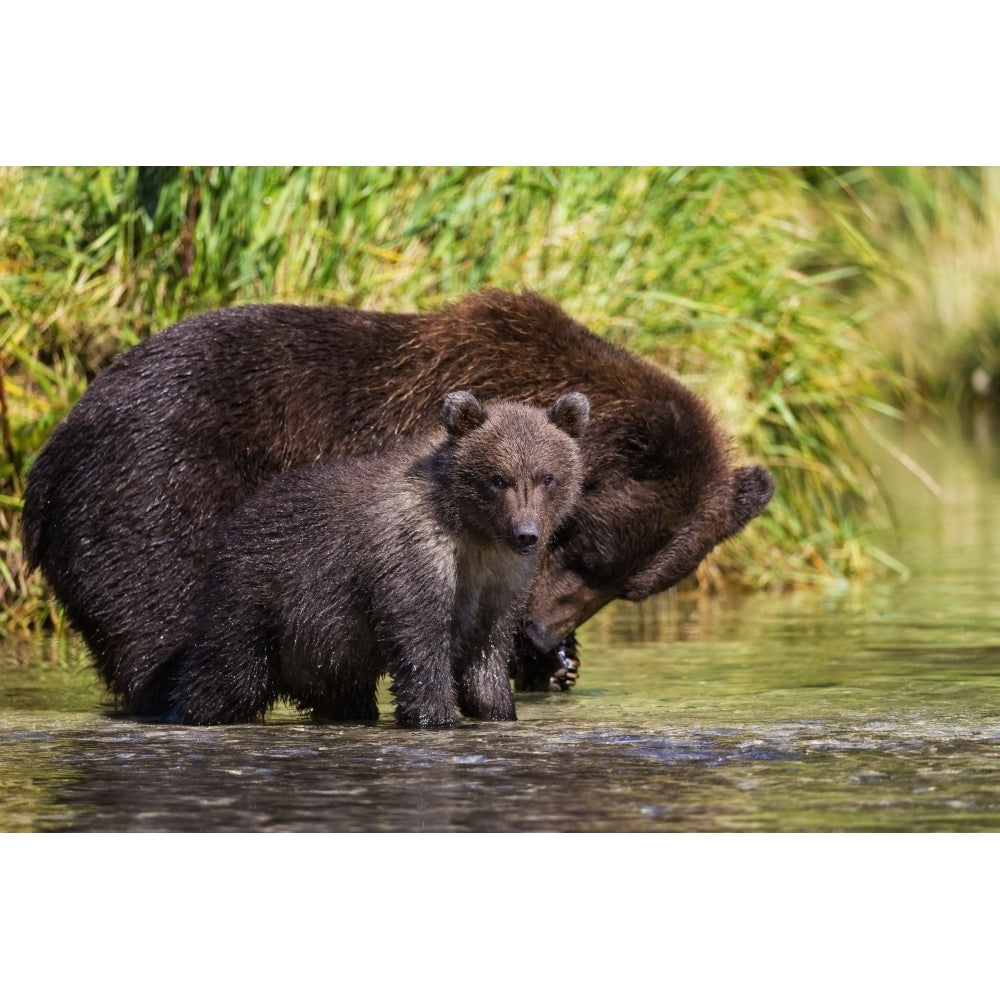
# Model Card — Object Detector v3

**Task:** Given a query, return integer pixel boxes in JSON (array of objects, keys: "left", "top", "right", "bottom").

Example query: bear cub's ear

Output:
[
  {"left": 443, "top": 390, "right": 487, "bottom": 436},
  {"left": 548, "top": 392, "right": 590, "bottom": 439}
]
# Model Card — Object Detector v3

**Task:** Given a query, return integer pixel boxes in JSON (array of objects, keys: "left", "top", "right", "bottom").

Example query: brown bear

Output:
[
  {"left": 21, "top": 289, "right": 774, "bottom": 712},
  {"left": 164, "top": 391, "right": 589, "bottom": 726}
]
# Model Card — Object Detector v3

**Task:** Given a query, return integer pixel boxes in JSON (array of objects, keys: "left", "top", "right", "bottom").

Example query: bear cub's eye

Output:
[
  {"left": 491, "top": 474, "right": 506, "bottom": 490},
  {"left": 542, "top": 474, "right": 555, "bottom": 488}
]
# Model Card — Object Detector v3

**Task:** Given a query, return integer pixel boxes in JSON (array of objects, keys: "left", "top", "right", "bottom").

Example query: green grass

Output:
[
  {"left": 804, "top": 166, "right": 1000, "bottom": 408},
  {"left": 1, "top": 165, "right": 930, "bottom": 629}
]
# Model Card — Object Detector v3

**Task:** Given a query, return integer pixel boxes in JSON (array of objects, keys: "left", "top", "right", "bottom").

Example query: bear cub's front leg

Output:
[
  {"left": 390, "top": 665, "right": 460, "bottom": 727},
  {"left": 456, "top": 650, "right": 517, "bottom": 721}
]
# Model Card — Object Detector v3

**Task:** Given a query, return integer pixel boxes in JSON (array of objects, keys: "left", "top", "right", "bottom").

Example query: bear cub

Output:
[{"left": 166, "top": 390, "right": 590, "bottom": 726}]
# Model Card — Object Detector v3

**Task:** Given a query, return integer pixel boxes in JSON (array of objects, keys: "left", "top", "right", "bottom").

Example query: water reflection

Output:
[
  {"left": 2, "top": 420, "right": 999, "bottom": 831},
  {"left": 4, "top": 706, "right": 999, "bottom": 832}
]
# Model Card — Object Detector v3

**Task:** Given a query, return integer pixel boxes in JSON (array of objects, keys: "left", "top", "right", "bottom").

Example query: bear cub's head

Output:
[{"left": 441, "top": 390, "right": 589, "bottom": 555}]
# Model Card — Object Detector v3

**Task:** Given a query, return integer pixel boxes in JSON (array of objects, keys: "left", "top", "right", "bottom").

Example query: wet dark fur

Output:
[
  {"left": 22, "top": 290, "right": 774, "bottom": 712},
  {"left": 164, "top": 392, "right": 587, "bottom": 726}
]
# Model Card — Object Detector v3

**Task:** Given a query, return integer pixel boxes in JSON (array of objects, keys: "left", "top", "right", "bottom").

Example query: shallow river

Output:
[{"left": 2, "top": 420, "right": 998, "bottom": 832}]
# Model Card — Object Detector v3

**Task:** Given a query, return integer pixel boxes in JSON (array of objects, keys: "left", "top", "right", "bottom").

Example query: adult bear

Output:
[{"left": 22, "top": 289, "right": 774, "bottom": 713}]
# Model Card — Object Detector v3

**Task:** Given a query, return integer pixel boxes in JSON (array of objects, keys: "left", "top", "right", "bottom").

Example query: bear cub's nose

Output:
[{"left": 513, "top": 523, "right": 541, "bottom": 552}]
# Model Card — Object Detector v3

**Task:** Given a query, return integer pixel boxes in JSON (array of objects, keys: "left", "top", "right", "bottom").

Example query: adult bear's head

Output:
[{"left": 518, "top": 386, "right": 775, "bottom": 652}]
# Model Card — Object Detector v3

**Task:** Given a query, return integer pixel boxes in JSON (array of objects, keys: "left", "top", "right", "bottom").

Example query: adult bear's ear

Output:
[
  {"left": 726, "top": 465, "right": 775, "bottom": 535},
  {"left": 443, "top": 391, "right": 487, "bottom": 436},
  {"left": 548, "top": 392, "right": 590, "bottom": 439}
]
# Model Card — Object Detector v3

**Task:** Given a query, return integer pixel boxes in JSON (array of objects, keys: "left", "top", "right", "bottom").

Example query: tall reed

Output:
[{"left": 805, "top": 166, "right": 1000, "bottom": 408}]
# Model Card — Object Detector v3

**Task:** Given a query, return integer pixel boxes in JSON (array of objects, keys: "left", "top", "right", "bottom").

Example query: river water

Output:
[{"left": 2, "top": 419, "right": 998, "bottom": 832}]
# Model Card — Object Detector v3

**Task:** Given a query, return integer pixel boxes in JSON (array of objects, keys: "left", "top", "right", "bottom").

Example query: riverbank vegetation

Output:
[
  {"left": 2, "top": 166, "right": 994, "bottom": 630},
  {"left": 816, "top": 167, "right": 1000, "bottom": 408}
]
